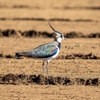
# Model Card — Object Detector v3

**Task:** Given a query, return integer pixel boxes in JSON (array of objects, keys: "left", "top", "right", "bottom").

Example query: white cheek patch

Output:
[{"left": 57, "top": 37, "right": 62, "bottom": 43}]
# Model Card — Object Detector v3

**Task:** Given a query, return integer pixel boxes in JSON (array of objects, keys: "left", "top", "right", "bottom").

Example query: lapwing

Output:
[{"left": 15, "top": 21, "right": 65, "bottom": 75}]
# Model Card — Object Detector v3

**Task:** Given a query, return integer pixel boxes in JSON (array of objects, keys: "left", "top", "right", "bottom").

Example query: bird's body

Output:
[
  {"left": 16, "top": 41, "right": 61, "bottom": 61},
  {"left": 15, "top": 21, "right": 64, "bottom": 75}
]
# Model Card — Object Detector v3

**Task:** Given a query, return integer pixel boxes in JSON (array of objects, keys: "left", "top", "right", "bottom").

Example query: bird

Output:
[{"left": 15, "top": 21, "right": 65, "bottom": 75}]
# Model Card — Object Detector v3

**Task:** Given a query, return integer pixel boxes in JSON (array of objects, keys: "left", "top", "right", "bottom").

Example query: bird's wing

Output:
[{"left": 32, "top": 43, "right": 58, "bottom": 58}]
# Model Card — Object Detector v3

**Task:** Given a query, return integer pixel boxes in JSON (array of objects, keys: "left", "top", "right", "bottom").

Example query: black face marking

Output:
[
  {"left": 58, "top": 43, "right": 61, "bottom": 49},
  {"left": 61, "top": 34, "right": 62, "bottom": 38},
  {"left": 60, "top": 34, "right": 63, "bottom": 38}
]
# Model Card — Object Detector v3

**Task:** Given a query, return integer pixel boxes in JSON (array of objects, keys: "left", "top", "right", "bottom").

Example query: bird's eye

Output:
[{"left": 61, "top": 34, "right": 63, "bottom": 38}]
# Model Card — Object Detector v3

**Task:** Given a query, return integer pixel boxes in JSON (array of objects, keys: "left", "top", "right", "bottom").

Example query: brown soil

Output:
[
  {"left": 0, "top": 73, "right": 99, "bottom": 86},
  {"left": 0, "top": 0, "right": 100, "bottom": 100},
  {"left": 0, "top": 29, "right": 100, "bottom": 38},
  {"left": 0, "top": 38, "right": 100, "bottom": 100}
]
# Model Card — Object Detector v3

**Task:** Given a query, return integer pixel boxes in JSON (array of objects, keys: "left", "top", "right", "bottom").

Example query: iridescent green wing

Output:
[{"left": 32, "top": 44, "right": 58, "bottom": 58}]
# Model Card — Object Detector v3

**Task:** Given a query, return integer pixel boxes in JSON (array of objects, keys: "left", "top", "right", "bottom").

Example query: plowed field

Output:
[{"left": 0, "top": 0, "right": 100, "bottom": 100}]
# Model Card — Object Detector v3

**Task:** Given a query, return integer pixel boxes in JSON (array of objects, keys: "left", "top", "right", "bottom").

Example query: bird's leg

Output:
[
  {"left": 42, "top": 61, "right": 45, "bottom": 75},
  {"left": 46, "top": 61, "right": 49, "bottom": 76}
]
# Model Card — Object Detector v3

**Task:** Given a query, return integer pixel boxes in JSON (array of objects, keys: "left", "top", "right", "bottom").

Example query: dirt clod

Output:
[
  {"left": 2, "top": 74, "right": 20, "bottom": 84},
  {"left": 0, "top": 29, "right": 100, "bottom": 38},
  {"left": 0, "top": 74, "right": 99, "bottom": 86}
]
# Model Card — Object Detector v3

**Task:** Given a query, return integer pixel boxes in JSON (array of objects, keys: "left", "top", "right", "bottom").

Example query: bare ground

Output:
[
  {"left": 0, "top": 0, "right": 100, "bottom": 100},
  {"left": 0, "top": 38, "right": 100, "bottom": 100},
  {"left": 0, "top": 85, "right": 100, "bottom": 100}
]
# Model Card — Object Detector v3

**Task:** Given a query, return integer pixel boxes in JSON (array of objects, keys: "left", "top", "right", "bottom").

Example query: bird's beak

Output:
[{"left": 64, "top": 37, "right": 67, "bottom": 40}]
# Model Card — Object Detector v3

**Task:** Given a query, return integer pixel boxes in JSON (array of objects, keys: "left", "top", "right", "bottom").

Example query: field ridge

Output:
[
  {"left": 0, "top": 73, "right": 99, "bottom": 86},
  {"left": 0, "top": 29, "right": 100, "bottom": 38}
]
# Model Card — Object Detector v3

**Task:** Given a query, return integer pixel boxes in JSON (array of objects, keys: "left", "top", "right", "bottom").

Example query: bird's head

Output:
[{"left": 47, "top": 21, "right": 65, "bottom": 43}]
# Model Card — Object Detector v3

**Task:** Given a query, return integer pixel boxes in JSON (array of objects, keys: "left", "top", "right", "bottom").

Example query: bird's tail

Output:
[
  {"left": 15, "top": 51, "right": 32, "bottom": 59},
  {"left": 15, "top": 52, "right": 23, "bottom": 59}
]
